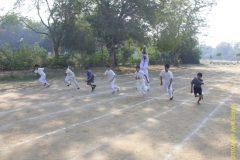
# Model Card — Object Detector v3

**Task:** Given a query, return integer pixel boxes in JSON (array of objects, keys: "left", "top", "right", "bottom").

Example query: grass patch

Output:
[{"left": 0, "top": 75, "right": 38, "bottom": 81}]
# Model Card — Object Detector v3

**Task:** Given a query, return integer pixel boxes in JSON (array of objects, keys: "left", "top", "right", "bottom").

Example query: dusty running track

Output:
[{"left": 0, "top": 64, "right": 239, "bottom": 160}]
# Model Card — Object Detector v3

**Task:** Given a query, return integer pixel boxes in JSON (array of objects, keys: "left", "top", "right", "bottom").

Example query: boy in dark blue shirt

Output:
[
  {"left": 85, "top": 67, "right": 96, "bottom": 92},
  {"left": 190, "top": 72, "right": 204, "bottom": 104}
]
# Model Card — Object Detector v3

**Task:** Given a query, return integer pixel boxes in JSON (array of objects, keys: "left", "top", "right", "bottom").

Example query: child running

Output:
[
  {"left": 63, "top": 65, "right": 80, "bottom": 89},
  {"left": 160, "top": 64, "right": 173, "bottom": 100},
  {"left": 190, "top": 72, "right": 204, "bottom": 104},
  {"left": 101, "top": 65, "right": 120, "bottom": 94},
  {"left": 33, "top": 64, "right": 50, "bottom": 88},
  {"left": 135, "top": 65, "right": 149, "bottom": 96},
  {"left": 85, "top": 66, "right": 96, "bottom": 92}
]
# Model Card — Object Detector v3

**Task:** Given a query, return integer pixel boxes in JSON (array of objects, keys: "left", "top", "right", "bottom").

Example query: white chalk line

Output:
[
  {"left": 0, "top": 71, "right": 226, "bottom": 105},
  {"left": 0, "top": 77, "right": 169, "bottom": 118},
  {"left": 72, "top": 89, "right": 213, "bottom": 159},
  {"left": 0, "top": 73, "right": 230, "bottom": 151},
  {"left": 0, "top": 80, "right": 163, "bottom": 130},
  {"left": 0, "top": 71, "right": 164, "bottom": 104},
  {"left": 0, "top": 78, "right": 154, "bottom": 114},
  {"left": 0, "top": 76, "right": 188, "bottom": 119},
  {"left": 0, "top": 79, "right": 187, "bottom": 130},
  {"left": 0, "top": 84, "right": 190, "bottom": 151},
  {"left": 0, "top": 78, "right": 190, "bottom": 130},
  {"left": 71, "top": 74, "right": 239, "bottom": 158},
  {"left": 0, "top": 76, "right": 138, "bottom": 105},
  {"left": 0, "top": 96, "right": 126, "bottom": 130},
  {"left": 163, "top": 94, "right": 233, "bottom": 160}
]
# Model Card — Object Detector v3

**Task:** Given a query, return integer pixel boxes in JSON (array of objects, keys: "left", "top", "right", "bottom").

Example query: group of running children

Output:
[{"left": 33, "top": 47, "right": 204, "bottom": 104}]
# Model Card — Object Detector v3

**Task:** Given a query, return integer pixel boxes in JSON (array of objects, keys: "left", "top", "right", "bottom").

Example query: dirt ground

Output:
[{"left": 0, "top": 63, "right": 239, "bottom": 160}]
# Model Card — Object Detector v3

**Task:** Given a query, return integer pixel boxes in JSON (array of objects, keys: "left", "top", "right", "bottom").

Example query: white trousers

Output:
[
  {"left": 140, "top": 68, "right": 150, "bottom": 89},
  {"left": 163, "top": 81, "right": 173, "bottom": 98},
  {"left": 65, "top": 75, "right": 80, "bottom": 88},
  {"left": 38, "top": 74, "right": 49, "bottom": 86},
  {"left": 137, "top": 79, "right": 148, "bottom": 94},
  {"left": 110, "top": 78, "right": 120, "bottom": 92}
]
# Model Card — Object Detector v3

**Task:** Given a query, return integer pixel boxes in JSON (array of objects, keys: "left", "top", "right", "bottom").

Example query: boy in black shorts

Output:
[
  {"left": 190, "top": 73, "right": 204, "bottom": 104},
  {"left": 85, "top": 67, "right": 96, "bottom": 92}
]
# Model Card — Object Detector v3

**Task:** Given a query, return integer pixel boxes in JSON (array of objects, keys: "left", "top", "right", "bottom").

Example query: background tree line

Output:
[
  {"left": 0, "top": 0, "right": 216, "bottom": 70},
  {"left": 201, "top": 42, "right": 240, "bottom": 61}
]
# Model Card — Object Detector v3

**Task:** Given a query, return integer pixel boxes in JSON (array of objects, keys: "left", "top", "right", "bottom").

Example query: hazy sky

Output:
[
  {"left": 198, "top": 0, "right": 240, "bottom": 47},
  {"left": 1, "top": 0, "right": 240, "bottom": 48}
]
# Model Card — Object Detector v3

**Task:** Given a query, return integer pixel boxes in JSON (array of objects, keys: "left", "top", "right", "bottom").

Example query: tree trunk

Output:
[
  {"left": 173, "top": 47, "right": 181, "bottom": 67},
  {"left": 80, "top": 52, "right": 84, "bottom": 67},
  {"left": 114, "top": 52, "right": 118, "bottom": 66},
  {"left": 52, "top": 40, "right": 61, "bottom": 58},
  {"left": 107, "top": 47, "right": 115, "bottom": 68},
  {"left": 101, "top": 43, "right": 104, "bottom": 67}
]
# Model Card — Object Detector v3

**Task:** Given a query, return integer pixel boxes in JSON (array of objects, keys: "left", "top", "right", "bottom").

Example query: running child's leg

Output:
[
  {"left": 110, "top": 79, "right": 115, "bottom": 93},
  {"left": 39, "top": 75, "right": 50, "bottom": 86},
  {"left": 198, "top": 88, "right": 203, "bottom": 104},
  {"left": 142, "top": 68, "right": 150, "bottom": 89},
  {"left": 71, "top": 77, "right": 80, "bottom": 89},
  {"left": 38, "top": 76, "right": 45, "bottom": 85},
  {"left": 65, "top": 76, "right": 71, "bottom": 86},
  {"left": 168, "top": 84, "right": 173, "bottom": 99},
  {"left": 114, "top": 84, "right": 120, "bottom": 91}
]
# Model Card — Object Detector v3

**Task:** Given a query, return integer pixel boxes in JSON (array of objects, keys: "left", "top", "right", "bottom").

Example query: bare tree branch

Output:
[
  {"left": 21, "top": 19, "right": 49, "bottom": 36},
  {"left": 36, "top": 0, "right": 50, "bottom": 29}
]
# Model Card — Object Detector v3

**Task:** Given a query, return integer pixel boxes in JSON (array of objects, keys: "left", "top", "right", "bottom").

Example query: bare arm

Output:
[
  {"left": 160, "top": 76, "right": 162, "bottom": 85},
  {"left": 190, "top": 84, "right": 194, "bottom": 93},
  {"left": 68, "top": 66, "right": 74, "bottom": 70},
  {"left": 101, "top": 75, "right": 106, "bottom": 81}
]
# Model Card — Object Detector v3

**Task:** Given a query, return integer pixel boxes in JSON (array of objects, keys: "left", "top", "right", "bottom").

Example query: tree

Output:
[
  {"left": 215, "top": 42, "right": 234, "bottom": 60},
  {"left": 62, "top": 17, "right": 97, "bottom": 67},
  {"left": 87, "top": 0, "right": 157, "bottom": 68},
  {"left": 14, "top": 0, "right": 89, "bottom": 58},
  {"left": 155, "top": 0, "right": 216, "bottom": 66},
  {"left": 236, "top": 52, "right": 240, "bottom": 62},
  {"left": 216, "top": 52, "right": 222, "bottom": 60}
]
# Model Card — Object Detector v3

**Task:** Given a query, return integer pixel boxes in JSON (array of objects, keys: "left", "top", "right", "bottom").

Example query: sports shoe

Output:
[
  {"left": 91, "top": 85, "right": 96, "bottom": 92},
  {"left": 170, "top": 96, "right": 173, "bottom": 100},
  {"left": 77, "top": 87, "right": 80, "bottom": 89},
  {"left": 46, "top": 84, "right": 50, "bottom": 88},
  {"left": 67, "top": 84, "right": 71, "bottom": 87}
]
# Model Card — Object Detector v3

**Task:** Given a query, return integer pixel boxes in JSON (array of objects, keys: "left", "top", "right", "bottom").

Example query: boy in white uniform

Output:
[
  {"left": 135, "top": 65, "right": 149, "bottom": 96},
  {"left": 140, "top": 47, "right": 150, "bottom": 89},
  {"left": 160, "top": 64, "right": 173, "bottom": 100},
  {"left": 33, "top": 64, "right": 50, "bottom": 87},
  {"left": 63, "top": 65, "right": 80, "bottom": 89},
  {"left": 101, "top": 65, "right": 120, "bottom": 94}
]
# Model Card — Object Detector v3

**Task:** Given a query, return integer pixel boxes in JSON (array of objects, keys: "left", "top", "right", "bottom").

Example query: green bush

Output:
[{"left": 180, "top": 47, "right": 201, "bottom": 64}]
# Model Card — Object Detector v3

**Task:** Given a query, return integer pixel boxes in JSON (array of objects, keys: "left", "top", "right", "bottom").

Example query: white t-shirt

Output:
[
  {"left": 104, "top": 69, "right": 116, "bottom": 81},
  {"left": 66, "top": 67, "right": 74, "bottom": 76},
  {"left": 160, "top": 70, "right": 173, "bottom": 81},
  {"left": 135, "top": 70, "right": 145, "bottom": 79},
  {"left": 140, "top": 53, "right": 149, "bottom": 69},
  {"left": 34, "top": 68, "right": 45, "bottom": 76}
]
